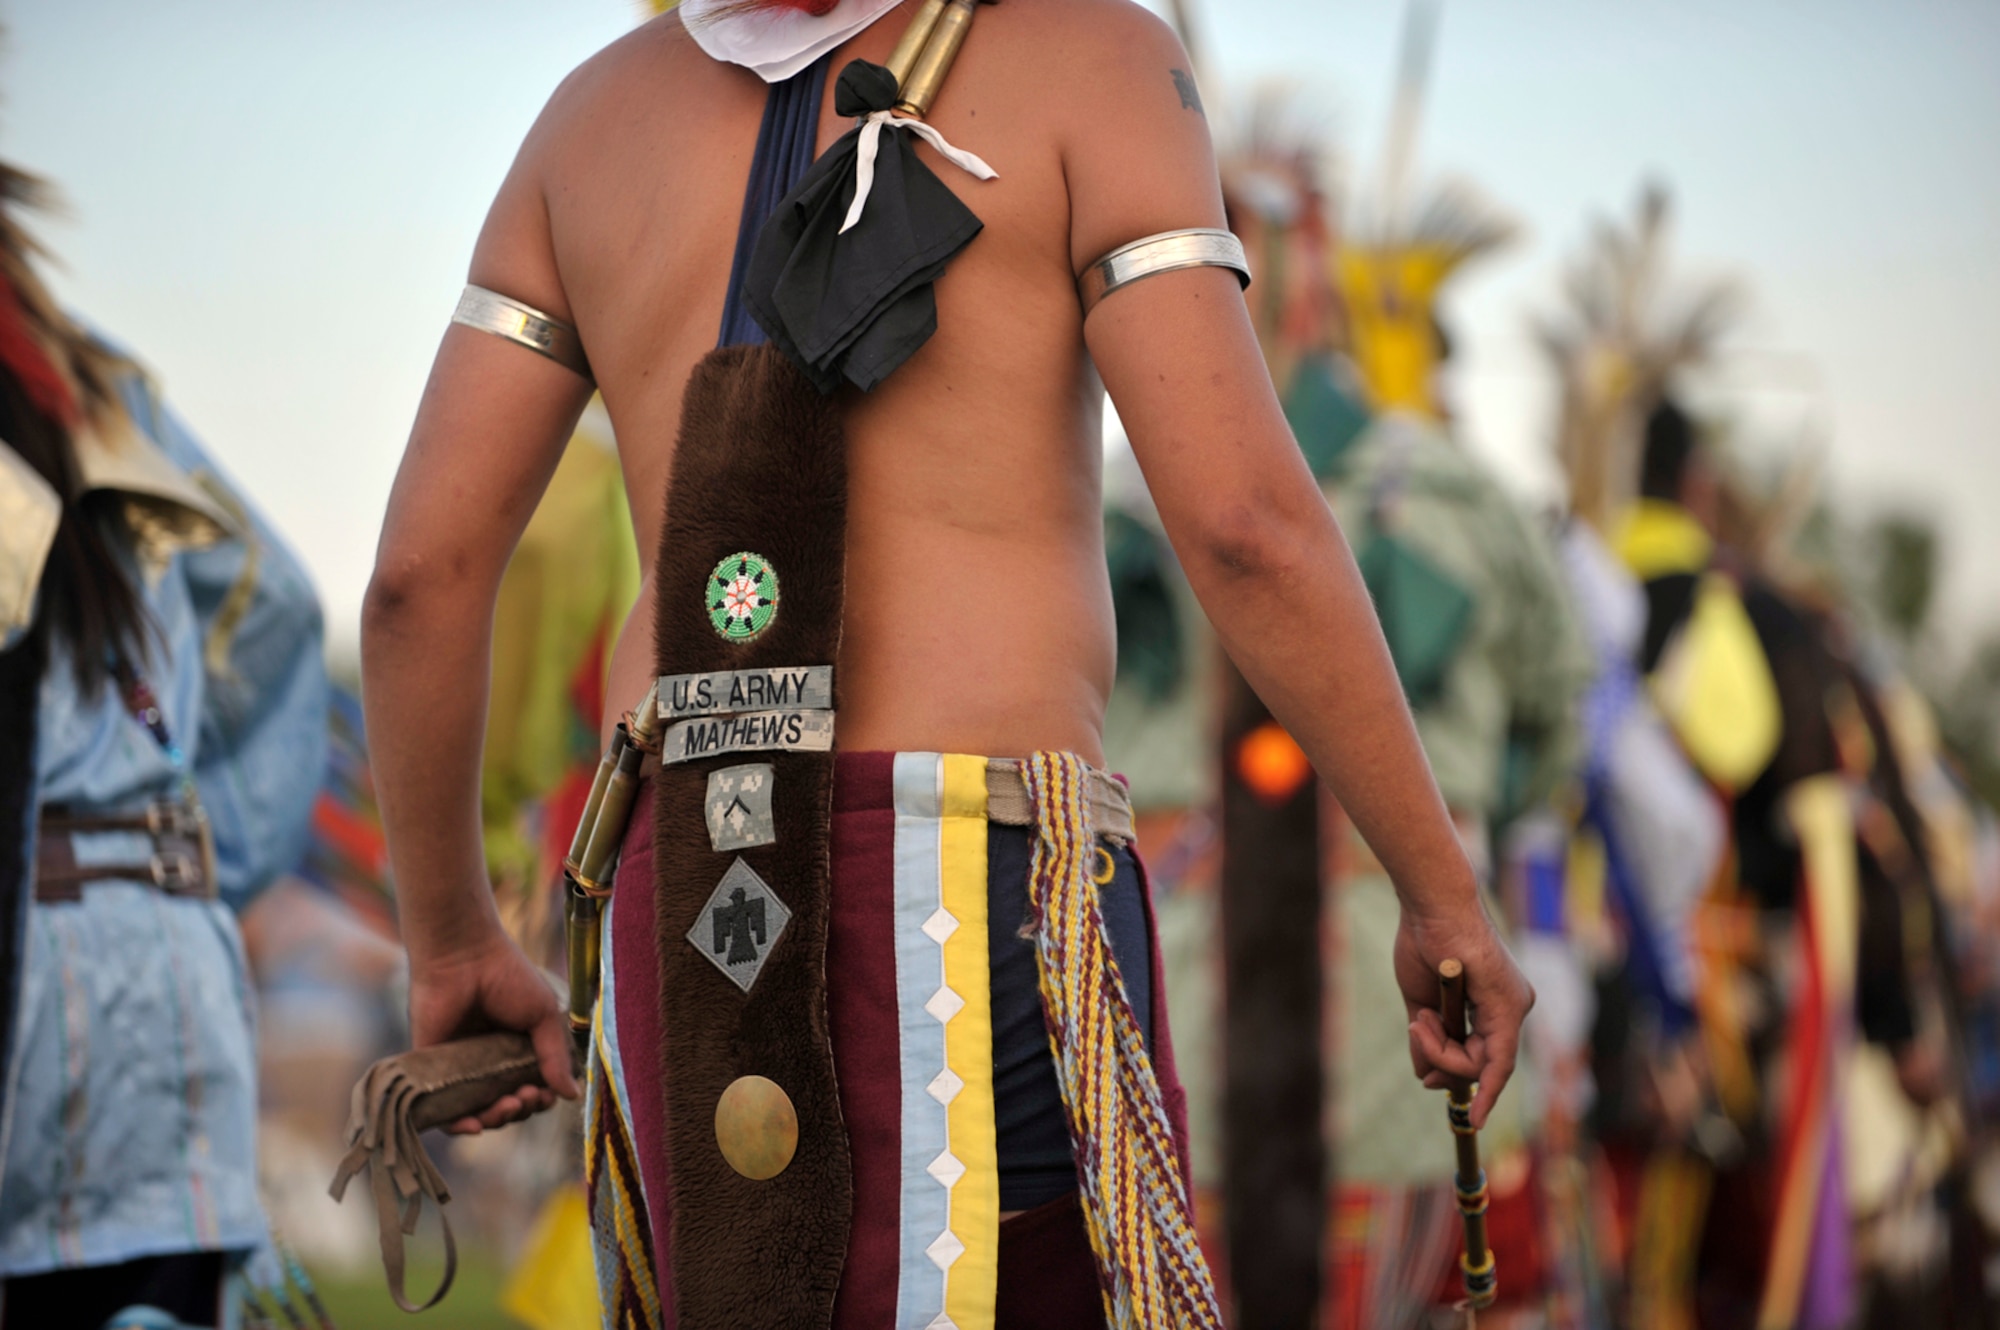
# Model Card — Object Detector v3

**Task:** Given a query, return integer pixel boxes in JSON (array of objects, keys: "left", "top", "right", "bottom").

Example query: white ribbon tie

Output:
[{"left": 840, "top": 111, "right": 998, "bottom": 235}]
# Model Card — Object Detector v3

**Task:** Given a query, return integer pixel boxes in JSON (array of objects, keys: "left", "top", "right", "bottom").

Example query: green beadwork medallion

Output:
[{"left": 707, "top": 552, "right": 779, "bottom": 642}]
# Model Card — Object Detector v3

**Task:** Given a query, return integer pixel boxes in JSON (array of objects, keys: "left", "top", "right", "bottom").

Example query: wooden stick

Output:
[{"left": 1439, "top": 959, "right": 1496, "bottom": 1310}]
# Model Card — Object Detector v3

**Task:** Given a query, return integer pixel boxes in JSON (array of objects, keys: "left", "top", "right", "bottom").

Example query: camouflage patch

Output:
[{"left": 706, "top": 763, "right": 777, "bottom": 852}]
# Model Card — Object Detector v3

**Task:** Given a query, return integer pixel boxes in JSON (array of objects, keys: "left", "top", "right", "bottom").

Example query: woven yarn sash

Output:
[{"left": 1020, "top": 751, "right": 1225, "bottom": 1329}]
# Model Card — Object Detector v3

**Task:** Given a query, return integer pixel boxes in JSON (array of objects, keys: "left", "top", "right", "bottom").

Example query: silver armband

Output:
[
  {"left": 451, "top": 285, "right": 594, "bottom": 382},
  {"left": 1077, "top": 228, "right": 1251, "bottom": 315}
]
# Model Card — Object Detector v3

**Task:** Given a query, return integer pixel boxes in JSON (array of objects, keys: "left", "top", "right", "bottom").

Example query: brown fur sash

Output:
[{"left": 650, "top": 343, "right": 851, "bottom": 1327}]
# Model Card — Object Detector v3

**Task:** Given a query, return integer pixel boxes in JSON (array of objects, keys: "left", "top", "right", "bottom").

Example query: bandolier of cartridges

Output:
[{"left": 564, "top": 682, "right": 661, "bottom": 1055}]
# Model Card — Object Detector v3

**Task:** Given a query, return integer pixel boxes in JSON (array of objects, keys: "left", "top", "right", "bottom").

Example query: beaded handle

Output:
[{"left": 1440, "top": 959, "right": 1497, "bottom": 1311}]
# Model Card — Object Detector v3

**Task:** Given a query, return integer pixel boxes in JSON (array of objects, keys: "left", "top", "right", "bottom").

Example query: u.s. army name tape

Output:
[
  {"left": 657, "top": 666, "right": 833, "bottom": 720},
  {"left": 660, "top": 708, "right": 835, "bottom": 766}
]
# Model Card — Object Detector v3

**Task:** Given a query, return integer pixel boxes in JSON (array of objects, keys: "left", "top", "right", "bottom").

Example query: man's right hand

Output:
[
  {"left": 408, "top": 927, "right": 580, "bottom": 1135},
  {"left": 1394, "top": 901, "right": 1536, "bottom": 1131}
]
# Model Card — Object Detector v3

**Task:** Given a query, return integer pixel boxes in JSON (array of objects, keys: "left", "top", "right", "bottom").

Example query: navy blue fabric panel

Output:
[
  {"left": 987, "top": 823, "right": 1155, "bottom": 1212},
  {"left": 718, "top": 56, "right": 832, "bottom": 349}
]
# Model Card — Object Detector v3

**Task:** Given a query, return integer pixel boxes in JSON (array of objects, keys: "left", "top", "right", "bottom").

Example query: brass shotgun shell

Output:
[
  {"left": 884, "top": 0, "right": 949, "bottom": 89},
  {"left": 575, "top": 740, "right": 645, "bottom": 891},
  {"left": 566, "top": 885, "right": 602, "bottom": 1052},
  {"left": 894, "top": 0, "right": 977, "bottom": 119},
  {"left": 564, "top": 733, "right": 621, "bottom": 878}
]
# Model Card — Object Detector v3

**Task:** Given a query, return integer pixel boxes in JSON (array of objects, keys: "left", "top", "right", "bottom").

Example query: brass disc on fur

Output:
[{"left": 715, "top": 1075, "right": 798, "bottom": 1180}]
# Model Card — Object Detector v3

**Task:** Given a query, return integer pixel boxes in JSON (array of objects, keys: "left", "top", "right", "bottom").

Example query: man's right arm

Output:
[
  {"left": 1063, "top": 4, "right": 1532, "bottom": 1125},
  {"left": 361, "top": 76, "right": 603, "bottom": 1125}
]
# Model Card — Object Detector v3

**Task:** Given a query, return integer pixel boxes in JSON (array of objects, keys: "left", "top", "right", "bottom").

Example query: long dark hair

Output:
[{"left": 0, "top": 163, "right": 149, "bottom": 696}]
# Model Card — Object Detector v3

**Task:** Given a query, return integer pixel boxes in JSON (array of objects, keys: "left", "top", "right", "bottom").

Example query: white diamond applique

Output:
[
  {"left": 924, "top": 985, "right": 965, "bottom": 1024},
  {"left": 926, "top": 1068, "right": 964, "bottom": 1105},
  {"left": 926, "top": 1149, "right": 967, "bottom": 1188},
  {"left": 921, "top": 906, "right": 959, "bottom": 944},
  {"left": 924, "top": 1314, "right": 959, "bottom": 1330},
  {"left": 686, "top": 858, "right": 792, "bottom": 993},
  {"left": 925, "top": 1229, "right": 966, "bottom": 1271}
]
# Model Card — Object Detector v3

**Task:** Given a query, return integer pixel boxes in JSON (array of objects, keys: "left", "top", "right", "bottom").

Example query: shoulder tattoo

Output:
[{"left": 1171, "top": 68, "right": 1204, "bottom": 117}]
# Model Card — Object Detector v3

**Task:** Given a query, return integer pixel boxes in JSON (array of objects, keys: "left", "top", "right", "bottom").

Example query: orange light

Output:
[{"left": 1236, "top": 722, "right": 1313, "bottom": 804}]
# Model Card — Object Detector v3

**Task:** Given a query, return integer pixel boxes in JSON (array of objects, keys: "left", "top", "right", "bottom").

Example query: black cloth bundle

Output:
[{"left": 741, "top": 59, "right": 985, "bottom": 393}]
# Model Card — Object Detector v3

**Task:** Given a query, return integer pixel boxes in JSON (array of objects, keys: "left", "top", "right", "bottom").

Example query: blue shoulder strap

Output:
[{"left": 718, "top": 55, "right": 832, "bottom": 349}]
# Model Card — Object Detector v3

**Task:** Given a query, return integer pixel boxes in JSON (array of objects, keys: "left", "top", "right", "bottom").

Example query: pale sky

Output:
[{"left": 9, "top": 1, "right": 1997, "bottom": 658}]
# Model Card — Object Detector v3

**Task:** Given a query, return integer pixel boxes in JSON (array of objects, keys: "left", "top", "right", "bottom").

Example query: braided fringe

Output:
[
  {"left": 1022, "top": 751, "right": 1224, "bottom": 1330},
  {"left": 585, "top": 1024, "right": 664, "bottom": 1330}
]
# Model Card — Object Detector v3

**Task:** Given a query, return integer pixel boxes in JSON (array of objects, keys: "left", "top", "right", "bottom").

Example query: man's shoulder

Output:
[
  {"left": 531, "top": 13, "right": 736, "bottom": 146},
  {"left": 985, "top": 0, "right": 1188, "bottom": 82},
  {"left": 993, "top": 0, "right": 1178, "bottom": 43},
  {"left": 979, "top": 0, "right": 1215, "bottom": 265}
]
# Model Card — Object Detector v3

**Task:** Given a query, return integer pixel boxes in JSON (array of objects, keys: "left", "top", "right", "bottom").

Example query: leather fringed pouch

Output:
[{"left": 328, "top": 1032, "right": 548, "bottom": 1312}]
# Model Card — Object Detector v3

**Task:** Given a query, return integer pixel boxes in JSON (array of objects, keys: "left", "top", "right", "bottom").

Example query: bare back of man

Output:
[
  {"left": 366, "top": 0, "right": 1531, "bottom": 1152},
  {"left": 469, "top": 0, "right": 1227, "bottom": 763}
]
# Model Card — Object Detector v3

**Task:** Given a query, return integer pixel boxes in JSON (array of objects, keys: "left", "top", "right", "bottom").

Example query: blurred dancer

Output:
[
  {"left": 1554, "top": 504, "right": 1730, "bottom": 1330},
  {"left": 0, "top": 164, "right": 327, "bottom": 1328},
  {"left": 1614, "top": 397, "right": 1953, "bottom": 1329}
]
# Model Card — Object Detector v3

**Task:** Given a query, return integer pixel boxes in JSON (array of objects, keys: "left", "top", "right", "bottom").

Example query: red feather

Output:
[{"left": 0, "top": 277, "right": 77, "bottom": 429}]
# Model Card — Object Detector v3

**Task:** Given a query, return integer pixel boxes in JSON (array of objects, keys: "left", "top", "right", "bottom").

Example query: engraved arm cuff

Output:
[
  {"left": 1077, "top": 228, "right": 1251, "bottom": 316},
  {"left": 451, "top": 285, "right": 594, "bottom": 382}
]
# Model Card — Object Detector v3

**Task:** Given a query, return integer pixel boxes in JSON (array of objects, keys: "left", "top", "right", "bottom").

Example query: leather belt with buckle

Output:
[{"left": 34, "top": 798, "right": 219, "bottom": 903}]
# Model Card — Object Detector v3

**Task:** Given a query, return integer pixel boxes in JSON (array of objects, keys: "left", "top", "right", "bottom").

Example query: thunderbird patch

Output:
[{"left": 690, "top": 857, "right": 792, "bottom": 993}]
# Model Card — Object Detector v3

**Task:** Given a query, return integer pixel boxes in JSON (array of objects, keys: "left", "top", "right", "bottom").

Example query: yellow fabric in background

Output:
[
  {"left": 1650, "top": 574, "right": 1782, "bottom": 793},
  {"left": 481, "top": 412, "right": 642, "bottom": 884},
  {"left": 502, "top": 1186, "right": 605, "bottom": 1330},
  {"left": 1612, "top": 499, "right": 1714, "bottom": 582},
  {"left": 1788, "top": 775, "right": 1860, "bottom": 998},
  {"left": 1610, "top": 500, "right": 1779, "bottom": 790},
  {"left": 1337, "top": 245, "right": 1457, "bottom": 418},
  {"left": 1566, "top": 825, "right": 1608, "bottom": 942},
  {"left": 1629, "top": 1152, "right": 1713, "bottom": 1330}
]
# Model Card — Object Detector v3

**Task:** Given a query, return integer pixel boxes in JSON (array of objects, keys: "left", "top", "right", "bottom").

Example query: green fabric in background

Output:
[
  {"left": 1328, "top": 417, "right": 1590, "bottom": 819},
  {"left": 1282, "top": 354, "right": 1372, "bottom": 481},
  {"left": 1356, "top": 531, "right": 1475, "bottom": 709},
  {"left": 1105, "top": 506, "right": 1185, "bottom": 705},
  {"left": 1333, "top": 872, "right": 1528, "bottom": 1183}
]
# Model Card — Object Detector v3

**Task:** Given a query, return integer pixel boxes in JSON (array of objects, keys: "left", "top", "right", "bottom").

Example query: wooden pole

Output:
[
  {"left": 1376, "top": 0, "right": 1442, "bottom": 234},
  {"left": 1219, "top": 663, "right": 1324, "bottom": 1326}
]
